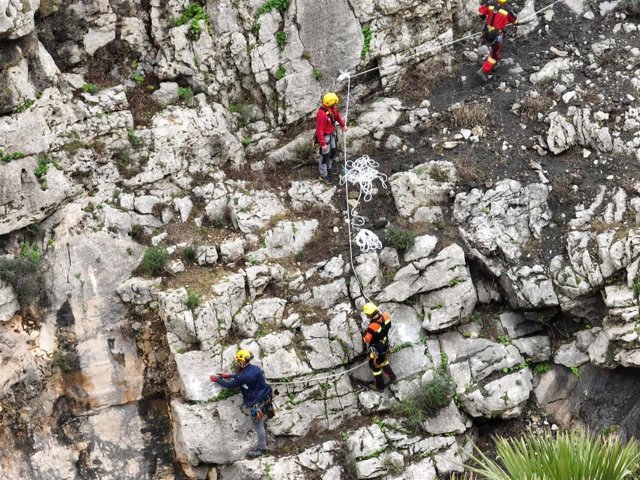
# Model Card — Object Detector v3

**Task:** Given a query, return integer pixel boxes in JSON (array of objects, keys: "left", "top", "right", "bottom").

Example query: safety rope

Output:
[
  {"left": 336, "top": 0, "right": 565, "bottom": 83},
  {"left": 269, "top": 358, "right": 369, "bottom": 386}
]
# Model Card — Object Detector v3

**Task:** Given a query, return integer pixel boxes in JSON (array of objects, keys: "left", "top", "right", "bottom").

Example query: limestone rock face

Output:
[{"left": 0, "top": 0, "right": 39, "bottom": 40}]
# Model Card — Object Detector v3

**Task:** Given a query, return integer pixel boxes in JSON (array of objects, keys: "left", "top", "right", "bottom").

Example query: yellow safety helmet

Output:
[
  {"left": 322, "top": 92, "right": 339, "bottom": 107},
  {"left": 497, "top": 0, "right": 508, "bottom": 3},
  {"left": 362, "top": 303, "right": 379, "bottom": 316},
  {"left": 235, "top": 349, "right": 253, "bottom": 364}
]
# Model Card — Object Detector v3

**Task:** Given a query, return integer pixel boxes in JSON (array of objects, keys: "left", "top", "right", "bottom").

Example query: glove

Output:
[
  {"left": 220, "top": 373, "right": 232, "bottom": 379},
  {"left": 321, "top": 144, "right": 329, "bottom": 154},
  {"left": 209, "top": 374, "right": 218, "bottom": 383}
]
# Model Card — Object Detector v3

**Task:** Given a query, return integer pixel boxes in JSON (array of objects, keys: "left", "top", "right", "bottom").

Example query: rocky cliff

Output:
[{"left": 2, "top": 0, "right": 640, "bottom": 479}]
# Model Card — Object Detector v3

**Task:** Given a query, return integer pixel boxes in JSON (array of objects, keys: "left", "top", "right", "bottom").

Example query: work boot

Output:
[
  {"left": 477, "top": 68, "right": 489, "bottom": 83},
  {"left": 318, "top": 175, "right": 331, "bottom": 185},
  {"left": 382, "top": 365, "right": 397, "bottom": 384},
  {"left": 246, "top": 448, "right": 268, "bottom": 459}
]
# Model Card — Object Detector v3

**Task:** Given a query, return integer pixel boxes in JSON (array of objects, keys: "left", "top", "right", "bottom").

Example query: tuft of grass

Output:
[
  {"left": 449, "top": 103, "right": 489, "bottom": 129},
  {"left": 385, "top": 224, "right": 415, "bottom": 251},
  {"left": 15, "top": 99, "right": 34, "bottom": 113},
  {"left": 186, "top": 290, "right": 201, "bottom": 310},
  {"left": 467, "top": 430, "right": 640, "bottom": 480},
  {"left": 82, "top": 83, "right": 100, "bottom": 94},
  {"left": 275, "top": 64, "right": 286, "bottom": 80},
  {"left": 182, "top": 245, "right": 198, "bottom": 263},
  {"left": 361, "top": 25, "right": 372, "bottom": 59},
  {"left": 128, "top": 128, "right": 140, "bottom": 149},
  {"left": 0, "top": 253, "right": 45, "bottom": 311},
  {"left": 0, "top": 150, "right": 25, "bottom": 163},
  {"left": 175, "top": 3, "right": 212, "bottom": 40},
  {"left": 255, "top": 0, "right": 290, "bottom": 17},
  {"left": 139, "top": 246, "right": 168, "bottom": 275},
  {"left": 177, "top": 86, "right": 194, "bottom": 105},
  {"left": 312, "top": 68, "right": 322, "bottom": 80},
  {"left": 131, "top": 72, "right": 145, "bottom": 85},
  {"left": 518, "top": 93, "right": 553, "bottom": 122},
  {"left": 392, "top": 372, "right": 454, "bottom": 434},
  {"left": 532, "top": 362, "right": 550, "bottom": 375},
  {"left": 34, "top": 155, "right": 61, "bottom": 191},
  {"left": 275, "top": 30, "right": 287, "bottom": 49}
]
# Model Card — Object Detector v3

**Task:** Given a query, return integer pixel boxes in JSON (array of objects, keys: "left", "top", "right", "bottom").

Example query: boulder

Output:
[
  {"left": 288, "top": 180, "right": 336, "bottom": 211},
  {"left": 0, "top": 279, "right": 19, "bottom": 322},
  {"left": 461, "top": 369, "right": 533, "bottom": 418},
  {"left": 229, "top": 190, "right": 286, "bottom": 233}
]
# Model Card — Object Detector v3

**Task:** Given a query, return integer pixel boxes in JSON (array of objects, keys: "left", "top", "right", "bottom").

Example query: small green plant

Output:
[
  {"left": 0, "top": 150, "right": 25, "bottom": 163},
  {"left": 128, "top": 128, "right": 140, "bottom": 149},
  {"left": 20, "top": 243, "right": 42, "bottom": 264},
  {"left": 51, "top": 348, "right": 81, "bottom": 373},
  {"left": 392, "top": 372, "right": 454, "bottom": 433},
  {"left": 186, "top": 290, "right": 202, "bottom": 310},
  {"left": 177, "top": 86, "right": 195, "bottom": 105},
  {"left": 533, "top": 362, "right": 550, "bottom": 375},
  {"left": 275, "top": 64, "right": 286, "bottom": 80},
  {"left": 633, "top": 278, "right": 640, "bottom": 297},
  {"left": 0, "top": 255, "right": 45, "bottom": 311},
  {"left": 497, "top": 335, "right": 512, "bottom": 346},
  {"left": 182, "top": 245, "right": 198, "bottom": 263},
  {"left": 176, "top": 3, "right": 212, "bottom": 40},
  {"left": 131, "top": 72, "right": 145, "bottom": 85},
  {"left": 16, "top": 99, "right": 34, "bottom": 113},
  {"left": 131, "top": 224, "right": 145, "bottom": 242},
  {"left": 242, "top": 135, "right": 252, "bottom": 146},
  {"left": 275, "top": 30, "right": 287, "bottom": 49},
  {"left": 385, "top": 224, "right": 415, "bottom": 251},
  {"left": 255, "top": 0, "right": 290, "bottom": 17},
  {"left": 82, "top": 83, "right": 99, "bottom": 94},
  {"left": 571, "top": 366, "right": 581, "bottom": 377},
  {"left": 361, "top": 25, "right": 372, "bottom": 59},
  {"left": 311, "top": 68, "right": 322, "bottom": 80},
  {"left": 467, "top": 430, "right": 640, "bottom": 480},
  {"left": 139, "top": 246, "right": 168, "bottom": 275},
  {"left": 34, "top": 155, "right": 60, "bottom": 191},
  {"left": 206, "top": 386, "right": 241, "bottom": 402}
]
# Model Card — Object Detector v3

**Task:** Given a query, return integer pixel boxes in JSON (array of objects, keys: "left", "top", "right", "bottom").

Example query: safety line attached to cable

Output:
[{"left": 269, "top": 359, "right": 369, "bottom": 386}]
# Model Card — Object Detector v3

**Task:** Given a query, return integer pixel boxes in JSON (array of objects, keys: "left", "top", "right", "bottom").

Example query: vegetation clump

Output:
[
  {"left": 467, "top": 430, "right": 640, "bottom": 480},
  {"left": 392, "top": 372, "right": 454, "bottom": 433},
  {"left": 139, "top": 246, "right": 168, "bottom": 275},
  {"left": 0, "top": 244, "right": 46, "bottom": 312},
  {"left": 385, "top": 224, "right": 415, "bottom": 251},
  {"left": 176, "top": 3, "right": 212, "bottom": 40},
  {"left": 361, "top": 25, "right": 372, "bottom": 59},
  {"left": 255, "top": 0, "right": 290, "bottom": 17}
]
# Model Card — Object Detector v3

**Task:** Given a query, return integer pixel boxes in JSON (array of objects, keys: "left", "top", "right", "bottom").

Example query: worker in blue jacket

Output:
[{"left": 210, "top": 349, "right": 274, "bottom": 458}]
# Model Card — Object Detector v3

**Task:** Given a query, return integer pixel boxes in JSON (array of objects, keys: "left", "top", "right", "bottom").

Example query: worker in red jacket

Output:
[
  {"left": 478, "top": 0, "right": 518, "bottom": 82},
  {"left": 315, "top": 92, "right": 347, "bottom": 184}
]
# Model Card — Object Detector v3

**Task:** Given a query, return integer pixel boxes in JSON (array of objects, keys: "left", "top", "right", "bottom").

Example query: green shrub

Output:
[
  {"left": 312, "top": 69, "right": 322, "bottom": 80},
  {"left": 533, "top": 362, "right": 550, "bottom": 375},
  {"left": 131, "top": 72, "right": 145, "bottom": 85},
  {"left": 128, "top": 128, "right": 140, "bottom": 149},
  {"left": 467, "top": 430, "right": 640, "bottom": 480},
  {"left": 34, "top": 155, "right": 61, "bottom": 191},
  {"left": 182, "top": 245, "right": 198, "bottom": 263},
  {"left": 255, "top": 0, "right": 290, "bottom": 17},
  {"left": 275, "top": 64, "right": 286, "bottom": 80},
  {"left": 176, "top": 3, "right": 212, "bottom": 40},
  {"left": 0, "top": 255, "right": 45, "bottom": 311},
  {"left": 82, "top": 83, "right": 99, "bottom": 94},
  {"left": 0, "top": 150, "right": 25, "bottom": 163},
  {"left": 186, "top": 290, "right": 201, "bottom": 310},
  {"left": 139, "top": 246, "right": 168, "bottom": 275},
  {"left": 15, "top": 99, "right": 34, "bottom": 113},
  {"left": 275, "top": 30, "right": 287, "bottom": 49},
  {"left": 392, "top": 372, "right": 454, "bottom": 433},
  {"left": 361, "top": 25, "right": 372, "bottom": 59},
  {"left": 177, "top": 86, "right": 195, "bottom": 105},
  {"left": 385, "top": 225, "right": 415, "bottom": 251}
]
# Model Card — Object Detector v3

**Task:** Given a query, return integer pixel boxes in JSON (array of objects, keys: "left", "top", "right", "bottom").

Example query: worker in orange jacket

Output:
[
  {"left": 315, "top": 92, "right": 347, "bottom": 184},
  {"left": 362, "top": 303, "right": 396, "bottom": 391},
  {"left": 478, "top": 0, "right": 518, "bottom": 81}
]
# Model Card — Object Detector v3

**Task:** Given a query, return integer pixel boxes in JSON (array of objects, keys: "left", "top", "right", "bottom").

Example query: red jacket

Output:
[
  {"left": 479, "top": 3, "right": 517, "bottom": 31},
  {"left": 316, "top": 105, "right": 345, "bottom": 146}
]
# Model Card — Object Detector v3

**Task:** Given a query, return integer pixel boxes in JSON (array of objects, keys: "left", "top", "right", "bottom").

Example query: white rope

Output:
[
  {"left": 342, "top": 155, "right": 388, "bottom": 203},
  {"left": 355, "top": 230, "right": 383, "bottom": 253},
  {"left": 336, "top": 0, "right": 565, "bottom": 83},
  {"left": 270, "top": 359, "right": 369, "bottom": 386}
]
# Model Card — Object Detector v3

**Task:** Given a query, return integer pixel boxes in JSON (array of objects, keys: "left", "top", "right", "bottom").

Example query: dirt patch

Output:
[{"left": 126, "top": 73, "right": 162, "bottom": 127}]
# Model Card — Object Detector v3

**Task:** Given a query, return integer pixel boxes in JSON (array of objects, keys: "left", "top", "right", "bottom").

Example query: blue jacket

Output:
[{"left": 215, "top": 364, "right": 272, "bottom": 408}]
